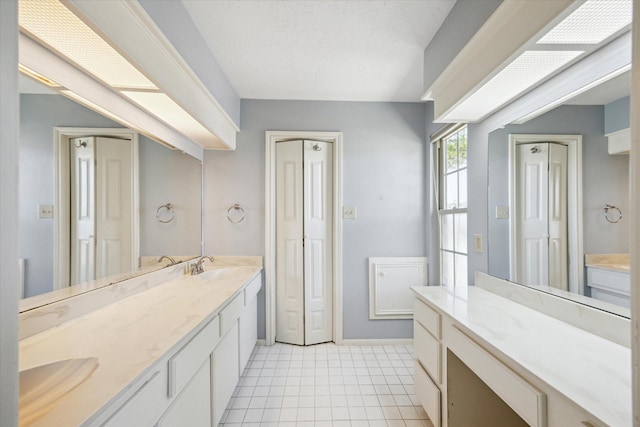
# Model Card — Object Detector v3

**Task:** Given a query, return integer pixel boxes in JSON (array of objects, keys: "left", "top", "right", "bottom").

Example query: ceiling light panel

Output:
[
  {"left": 538, "top": 0, "right": 632, "bottom": 45},
  {"left": 121, "top": 91, "right": 214, "bottom": 143},
  {"left": 19, "top": 0, "right": 157, "bottom": 90},
  {"left": 443, "top": 50, "right": 583, "bottom": 122}
]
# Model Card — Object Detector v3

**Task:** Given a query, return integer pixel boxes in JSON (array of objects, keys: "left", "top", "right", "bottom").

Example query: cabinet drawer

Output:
[
  {"left": 414, "top": 299, "right": 441, "bottom": 339},
  {"left": 220, "top": 293, "right": 244, "bottom": 336},
  {"left": 414, "top": 321, "right": 441, "bottom": 384},
  {"left": 244, "top": 274, "right": 262, "bottom": 304},
  {"left": 587, "top": 268, "right": 630, "bottom": 295},
  {"left": 414, "top": 360, "right": 441, "bottom": 427},
  {"left": 168, "top": 317, "right": 219, "bottom": 398},
  {"left": 103, "top": 369, "right": 166, "bottom": 427},
  {"left": 448, "top": 326, "right": 546, "bottom": 427}
]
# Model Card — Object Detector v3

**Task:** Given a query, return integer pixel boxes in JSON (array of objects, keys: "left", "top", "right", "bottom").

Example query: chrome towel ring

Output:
[
  {"left": 156, "top": 203, "right": 175, "bottom": 223},
  {"left": 604, "top": 204, "right": 622, "bottom": 224},
  {"left": 227, "top": 204, "right": 246, "bottom": 223}
]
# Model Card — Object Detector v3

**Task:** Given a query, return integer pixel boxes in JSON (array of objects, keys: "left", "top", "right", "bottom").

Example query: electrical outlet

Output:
[
  {"left": 343, "top": 206, "right": 357, "bottom": 219},
  {"left": 38, "top": 204, "right": 53, "bottom": 219},
  {"left": 473, "top": 234, "right": 484, "bottom": 253},
  {"left": 496, "top": 205, "right": 509, "bottom": 219}
]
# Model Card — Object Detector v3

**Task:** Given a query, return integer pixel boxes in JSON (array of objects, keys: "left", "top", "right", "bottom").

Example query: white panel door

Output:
[
  {"left": 516, "top": 143, "right": 549, "bottom": 286},
  {"left": 95, "top": 136, "right": 133, "bottom": 279},
  {"left": 70, "top": 137, "right": 96, "bottom": 285},
  {"left": 276, "top": 140, "right": 305, "bottom": 345},
  {"left": 548, "top": 143, "right": 568, "bottom": 291},
  {"left": 303, "top": 140, "right": 333, "bottom": 345}
]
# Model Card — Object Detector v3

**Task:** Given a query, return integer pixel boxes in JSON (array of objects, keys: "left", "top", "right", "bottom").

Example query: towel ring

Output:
[
  {"left": 604, "top": 204, "right": 622, "bottom": 224},
  {"left": 227, "top": 204, "right": 246, "bottom": 223},
  {"left": 156, "top": 203, "right": 175, "bottom": 223}
]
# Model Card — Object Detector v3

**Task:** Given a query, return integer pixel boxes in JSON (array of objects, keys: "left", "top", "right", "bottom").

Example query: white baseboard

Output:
[
  {"left": 341, "top": 338, "right": 413, "bottom": 346},
  {"left": 256, "top": 339, "right": 267, "bottom": 346}
]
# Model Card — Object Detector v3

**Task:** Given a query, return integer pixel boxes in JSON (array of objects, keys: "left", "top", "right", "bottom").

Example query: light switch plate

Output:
[
  {"left": 473, "top": 234, "right": 484, "bottom": 253},
  {"left": 496, "top": 205, "right": 509, "bottom": 219},
  {"left": 343, "top": 206, "right": 357, "bottom": 219},
  {"left": 38, "top": 204, "right": 54, "bottom": 219}
]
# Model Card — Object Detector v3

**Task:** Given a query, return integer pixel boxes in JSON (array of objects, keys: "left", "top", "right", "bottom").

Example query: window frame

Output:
[{"left": 435, "top": 124, "right": 468, "bottom": 288}]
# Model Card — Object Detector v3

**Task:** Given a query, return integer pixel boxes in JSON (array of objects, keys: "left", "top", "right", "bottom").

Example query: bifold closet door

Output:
[
  {"left": 515, "top": 142, "right": 567, "bottom": 289},
  {"left": 275, "top": 140, "right": 333, "bottom": 345},
  {"left": 276, "top": 140, "right": 305, "bottom": 345}
]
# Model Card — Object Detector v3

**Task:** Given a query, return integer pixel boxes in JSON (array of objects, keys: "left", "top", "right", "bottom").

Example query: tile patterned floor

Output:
[{"left": 220, "top": 342, "right": 435, "bottom": 427}]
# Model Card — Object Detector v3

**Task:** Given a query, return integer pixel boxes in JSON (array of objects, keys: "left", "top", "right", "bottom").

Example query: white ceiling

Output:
[{"left": 182, "top": 0, "right": 455, "bottom": 102}]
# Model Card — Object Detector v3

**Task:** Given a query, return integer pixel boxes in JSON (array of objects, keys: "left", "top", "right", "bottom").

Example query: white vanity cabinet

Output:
[
  {"left": 586, "top": 266, "right": 630, "bottom": 307},
  {"left": 413, "top": 287, "right": 626, "bottom": 427},
  {"left": 157, "top": 359, "right": 212, "bottom": 427},
  {"left": 94, "top": 270, "right": 262, "bottom": 427}
]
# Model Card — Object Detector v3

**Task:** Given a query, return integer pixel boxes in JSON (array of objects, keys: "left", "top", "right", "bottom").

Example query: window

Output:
[{"left": 438, "top": 126, "right": 467, "bottom": 288}]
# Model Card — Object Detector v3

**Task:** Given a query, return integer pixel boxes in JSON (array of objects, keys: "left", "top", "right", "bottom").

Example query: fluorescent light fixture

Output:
[
  {"left": 442, "top": 50, "right": 583, "bottom": 122},
  {"left": 19, "top": 0, "right": 157, "bottom": 90},
  {"left": 538, "top": 0, "right": 632, "bottom": 45},
  {"left": 60, "top": 90, "right": 175, "bottom": 150},
  {"left": 513, "top": 64, "right": 631, "bottom": 124},
  {"left": 19, "top": 64, "right": 60, "bottom": 87},
  {"left": 121, "top": 91, "right": 216, "bottom": 144}
]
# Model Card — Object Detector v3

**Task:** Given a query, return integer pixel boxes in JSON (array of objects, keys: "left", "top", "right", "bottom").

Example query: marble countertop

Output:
[
  {"left": 18, "top": 265, "right": 262, "bottom": 427},
  {"left": 585, "top": 253, "right": 630, "bottom": 273},
  {"left": 412, "top": 286, "right": 631, "bottom": 427}
]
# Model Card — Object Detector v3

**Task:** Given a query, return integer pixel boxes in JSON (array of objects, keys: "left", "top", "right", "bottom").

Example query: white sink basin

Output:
[
  {"left": 20, "top": 357, "right": 99, "bottom": 425},
  {"left": 197, "top": 267, "right": 256, "bottom": 281}
]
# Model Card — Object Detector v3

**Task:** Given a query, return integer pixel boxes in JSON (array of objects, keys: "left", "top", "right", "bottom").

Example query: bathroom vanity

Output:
[
  {"left": 412, "top": 274, "right": 631, "bottom": 427},
  {"left": 585, "top": 254, "right": 630, "bottom": 308},
  {"left": 18, "top": 260, "right": 262, "bottom": 427}
]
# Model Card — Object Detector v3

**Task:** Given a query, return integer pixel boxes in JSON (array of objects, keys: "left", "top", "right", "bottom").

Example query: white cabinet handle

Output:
[{"left": 379, "top": 271, "right": 387, "bottom": 277}]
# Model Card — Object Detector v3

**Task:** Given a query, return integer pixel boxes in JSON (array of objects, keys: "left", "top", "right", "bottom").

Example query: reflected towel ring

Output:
[
  {"left": 604, "top": 204, "right": 622, "bottom": 223},
  {"left": 156, "top": 203, "right": 175, "bottom": 223},
  {"left": 227, "top": 204, "right": 246, "bottom": 223}
]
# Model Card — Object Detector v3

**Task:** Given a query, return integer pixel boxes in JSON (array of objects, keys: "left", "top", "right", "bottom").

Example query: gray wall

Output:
[
  {"left": 604, "top": 96, "right": 630, "bottom": 134},
  {"left": 1, "top": 0, "right": 19, "bottom": 422},
  {"left": 204, "top": 100, "right": 427, "bottom": 340},
  {"left": 487, "top": 105, "right": 630, "bottom": 279},
  {"left": 19, "top": 94, "right": 202, "bottom": 298},
  {"left": 139, "top": 138, "right": 202, "bottom": 257},
  {"left": 139, "top": 0, "right": 241, "bottom": 126},
  {"left": 423, "top": 0, "right": 502, "bottom": 91}
]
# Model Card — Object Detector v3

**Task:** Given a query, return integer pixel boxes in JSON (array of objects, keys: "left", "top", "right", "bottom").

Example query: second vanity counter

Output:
[
  {"left": 19, "top": 265, "right": 262, "bottom": 427},
  {"left": 412, "top": 285, "right": 631, "bottom": 426}
]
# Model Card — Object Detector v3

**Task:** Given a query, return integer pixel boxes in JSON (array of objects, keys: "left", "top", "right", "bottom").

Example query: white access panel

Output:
[{"left": 369, "top": 257, "right": 428, "bottom": 319}]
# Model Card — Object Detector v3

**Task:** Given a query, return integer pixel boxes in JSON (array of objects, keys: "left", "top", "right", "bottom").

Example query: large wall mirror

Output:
[
  {"left": 19, "top": 75, "right": 202, "bottom": 308},
  {"left": 487, "top": 70, "right": 631, "bottom": 316}
]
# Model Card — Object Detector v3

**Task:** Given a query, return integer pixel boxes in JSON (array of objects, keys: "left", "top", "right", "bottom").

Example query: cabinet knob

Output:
[{"left": 379, "top": 271, "right": 387, "bottom": 277}]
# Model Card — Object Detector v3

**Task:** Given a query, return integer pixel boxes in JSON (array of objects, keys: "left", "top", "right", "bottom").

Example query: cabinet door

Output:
[
  {"left": 157, "top": 358, "right": 211, "bottom": 427},
  {"left": 212, "top": 322, "right": 239, "bottom": 425},
  {"left": 239, "top": 296, "right": 258, "bottom": 375}
]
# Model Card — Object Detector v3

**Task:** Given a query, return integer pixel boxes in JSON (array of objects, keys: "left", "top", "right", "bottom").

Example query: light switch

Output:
[
  {"left": 38, "top": 204, "right": 54, "bottom": 219},
  {"left": 473, "top": 234, "right": 484, "bottom": 253},
  {"left": 343, "top": 206, "right": 357, "bottom": 219},
  {"left": 496, "top": 205, "right": 509, "bottom": 219}
]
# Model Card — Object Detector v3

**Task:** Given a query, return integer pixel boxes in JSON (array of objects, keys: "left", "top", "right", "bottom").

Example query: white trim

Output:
[
  {"left": 256, "top": 339, "right": 267, "bottom": 346},
  {"left": 53, "top": 127, "right": 140, "bottom": 291},
  {"left": 508, "top": 134, "right": 583, "bottom": 295},
  {"left": 341, "top": 339, "right": 413, "bottom": 346},
  {"left": 265, "top": 131, "right": 344, "bottom": 346}
]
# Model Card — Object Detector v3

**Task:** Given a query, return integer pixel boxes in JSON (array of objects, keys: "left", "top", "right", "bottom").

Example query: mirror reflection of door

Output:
[
  {"left": 69, "top": 136, "right": 133, "bottom": 286},
  {"left": 514, "top": 142, "right": 568, "bottom": 290}
]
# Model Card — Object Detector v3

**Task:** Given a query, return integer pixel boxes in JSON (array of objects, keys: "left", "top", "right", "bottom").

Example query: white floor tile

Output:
[{"left": 220, "top": 343, "right": 418, "bottom": 427}]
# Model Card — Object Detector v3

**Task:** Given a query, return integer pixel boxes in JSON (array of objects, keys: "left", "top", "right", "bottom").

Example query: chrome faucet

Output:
[
  {"left": 191, "top": 256, "right": 214, "bottom": 275},
  {"left": 157, "top": 255, "right": 177, "bottom": 266}
]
